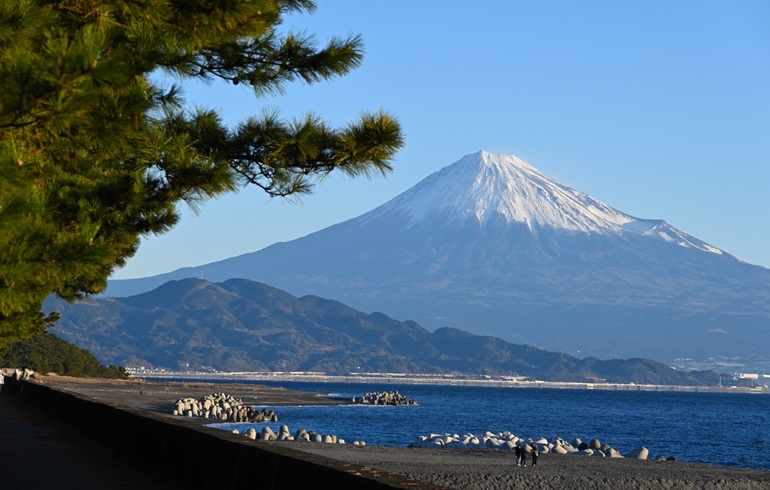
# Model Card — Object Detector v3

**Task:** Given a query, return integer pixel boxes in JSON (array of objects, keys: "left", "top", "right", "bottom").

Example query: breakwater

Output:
[
  {"left": 173, "top": 392, "right": 278, "bottom": 422},
  {"left": 352, "top": 390, "right": 419, "bottom": 405},
  {"left": 410, "top": 432, "right": 661, "bottom": 460}
]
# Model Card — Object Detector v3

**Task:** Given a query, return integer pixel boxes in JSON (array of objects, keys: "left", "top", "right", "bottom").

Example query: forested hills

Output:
[{"left": 50, "top": 278, "right": 718, "bottom": 386}]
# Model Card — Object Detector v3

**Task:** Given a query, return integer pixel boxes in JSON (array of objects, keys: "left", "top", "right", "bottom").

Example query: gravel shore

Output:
[
  {"left": 279, "top": 443, "right": 770, "bottom": 490},
  {"left": 37, "top": 375, "right": 770, "bottom": 490}
]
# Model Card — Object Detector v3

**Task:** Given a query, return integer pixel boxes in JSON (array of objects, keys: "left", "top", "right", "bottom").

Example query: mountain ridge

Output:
[{"left": 51, "top": 277, "right": 720, "bottom": 385}]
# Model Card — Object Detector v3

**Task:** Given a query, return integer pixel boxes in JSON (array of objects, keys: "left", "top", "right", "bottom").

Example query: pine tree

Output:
[
  {"left": 0, "top": 332, "right": 129, "bottom": 378},
  {"left": 0, "top": 1, "right": 404, "bottom": 347}
]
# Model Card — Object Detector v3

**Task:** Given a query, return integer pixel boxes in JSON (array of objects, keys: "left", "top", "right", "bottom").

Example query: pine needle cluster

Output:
[{"left": 0, "top": 0, "right": 404, "bottom": 347}]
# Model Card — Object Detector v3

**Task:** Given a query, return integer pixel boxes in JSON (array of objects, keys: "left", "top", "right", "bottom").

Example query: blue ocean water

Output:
[{"left": 199, "top": 380, "right": 770, "bottom": 471}]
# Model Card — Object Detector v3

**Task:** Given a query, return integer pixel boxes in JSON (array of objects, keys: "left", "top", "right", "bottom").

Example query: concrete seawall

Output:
[{"left": 22, "top": 381, "right": 443, "bottom": 489}]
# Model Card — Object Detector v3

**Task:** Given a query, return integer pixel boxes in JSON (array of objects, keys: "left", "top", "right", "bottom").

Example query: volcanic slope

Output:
[{"left": 106, "top": 151, "right": 770, "bottom": 363}]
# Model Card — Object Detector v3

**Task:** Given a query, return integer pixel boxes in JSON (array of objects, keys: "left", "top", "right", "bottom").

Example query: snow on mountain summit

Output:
[
  {"left": 366, "top": 150, "right": 633, "bottom": 233},
  {"left": 362, "top": 150, "right": 724, "bottom": 255}
]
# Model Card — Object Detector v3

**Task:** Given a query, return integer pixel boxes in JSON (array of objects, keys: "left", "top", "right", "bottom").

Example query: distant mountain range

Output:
[
  {"left": 105, "top": 151, "right": 770, "bottom": 366},
  {"left": 50, "top": 278, "right": 719, "bottom": 385}
]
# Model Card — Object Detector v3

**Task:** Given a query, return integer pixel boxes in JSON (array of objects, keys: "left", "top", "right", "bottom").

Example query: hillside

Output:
[{"left": 52, "top": 278, "right": 718, "bottom": 385}]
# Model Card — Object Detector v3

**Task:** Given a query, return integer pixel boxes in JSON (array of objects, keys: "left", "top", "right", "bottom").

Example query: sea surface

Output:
[{"left": 188, "top": 379, "right": 769, "bottom": 471}]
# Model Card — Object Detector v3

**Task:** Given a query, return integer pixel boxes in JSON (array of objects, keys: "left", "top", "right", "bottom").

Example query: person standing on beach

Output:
[
  {"left": 520, "top": 444, "right": 527, "bottom": 467},
  {"left": 531, "top": 444, "right": 538, "bottom": 466},
  {"left": 514, "top": 444, "right": 521, "bottom": 466}
]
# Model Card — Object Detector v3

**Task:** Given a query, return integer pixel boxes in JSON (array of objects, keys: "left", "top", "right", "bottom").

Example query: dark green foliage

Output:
[
  {"left": 0, "top": 1, "right": 404, "bottom": 347},
  {"left": 0, "top": 332, "right": 128, "bottom": 378}
]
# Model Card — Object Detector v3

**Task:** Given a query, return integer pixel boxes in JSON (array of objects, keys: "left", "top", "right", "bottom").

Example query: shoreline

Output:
[
  {"left": 133, "top": 370, "right": 770, "bottom": 394},
  {"left": 33, "top": 375, "right": 770, "bottom": 489}
]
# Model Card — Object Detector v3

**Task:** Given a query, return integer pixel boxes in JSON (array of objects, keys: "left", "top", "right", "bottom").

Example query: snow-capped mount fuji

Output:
[
  {"left": 369, "top": 151, "right": 636, "bottom": 232},
  {"left": 104, "top": 151, "right": 770, "bottom": 365},
  {"left": 362, "top": 151, "right": 724, "bottom": 255}
]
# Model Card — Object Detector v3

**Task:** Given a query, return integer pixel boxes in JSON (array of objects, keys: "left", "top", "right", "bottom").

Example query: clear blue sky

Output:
[{"left": 112, "top": 0, "right": 770, "bottom": 279}]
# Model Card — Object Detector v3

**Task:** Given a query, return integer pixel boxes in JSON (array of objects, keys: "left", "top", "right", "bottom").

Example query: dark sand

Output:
[
  {"left": 36, "top": 375, "right": 770, "bottom": 490},
  {"left": 37, "top": 374, "right": 347, "bottom": 414}
]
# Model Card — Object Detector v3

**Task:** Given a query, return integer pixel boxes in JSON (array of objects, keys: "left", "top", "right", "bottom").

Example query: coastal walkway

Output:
[
  {"left": 0, "top": 387, "right": 175, "bottom": 489},
  {"left": 0, "top": 380, "right": 443, "bottom": 490}
]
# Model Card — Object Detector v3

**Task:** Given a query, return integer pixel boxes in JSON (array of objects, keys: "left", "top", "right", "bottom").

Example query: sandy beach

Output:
[{"left": 35, "top": 375, "right": 770, "bottom": 490}]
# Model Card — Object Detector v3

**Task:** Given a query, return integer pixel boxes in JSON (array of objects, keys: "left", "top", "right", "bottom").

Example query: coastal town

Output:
[{"left": 130, "top": 368, "right": 770, "bottom": 394}]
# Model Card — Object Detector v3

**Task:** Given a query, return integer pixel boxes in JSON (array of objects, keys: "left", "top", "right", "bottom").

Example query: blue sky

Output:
[{"left": 112, "top": 1, "right": 770, "bottom": 279}]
